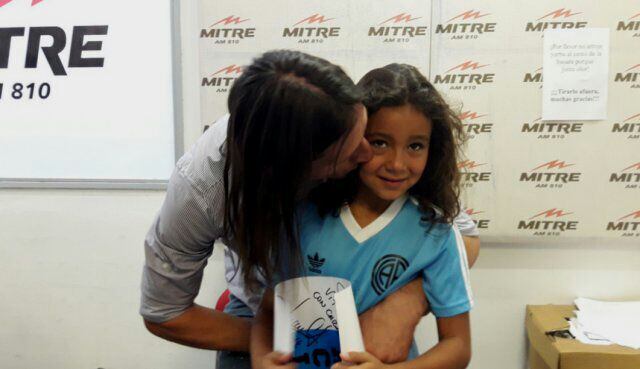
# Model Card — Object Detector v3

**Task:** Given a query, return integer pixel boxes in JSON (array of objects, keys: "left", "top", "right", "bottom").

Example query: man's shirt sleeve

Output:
[
  {"left": 453, "top": 207, "right": 480, "bottom": 237},
  {"left": 140, "top": 156, "right": 220, "bottom": 323}
]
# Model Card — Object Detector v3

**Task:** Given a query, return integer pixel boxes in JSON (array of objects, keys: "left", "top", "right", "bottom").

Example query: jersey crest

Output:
[{"left": 371, "top": 254, "right": 409, "bottom": 295}]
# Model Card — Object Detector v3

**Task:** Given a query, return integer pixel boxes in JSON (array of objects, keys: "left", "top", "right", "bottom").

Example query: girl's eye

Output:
[
  {"left": 409, "top": 142, "right": 426, "bottom": 151},
  {"left": 370, "top": 140, "right": 388, "bottom": 148}
]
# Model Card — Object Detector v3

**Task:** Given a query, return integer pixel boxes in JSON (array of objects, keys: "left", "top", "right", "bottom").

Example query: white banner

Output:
[{"left": 0, "top": 0, "right": 176, "bottom": 181}]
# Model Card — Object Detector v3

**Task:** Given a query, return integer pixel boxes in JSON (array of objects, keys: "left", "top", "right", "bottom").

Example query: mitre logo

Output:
[
  {"left": 367, "top": 13, "right": 428, "bottom": 42},
  {"left": 435, "top": 10, "right": 496, "bottom": 39},
  {"left": 523, "top": 67, "right": 543, "bottom": 87},
  {"left": 606, "top": 210, "right": 640, "bottom": 237},
  {"left": 459, "top": 111, "right": 492, "bottom": 139},
  {"left": 201, "top": 64, "right": 243, "bottom": 92},
  {"left": 458, "top": 160, "right": 491, "bottom": 187},
  {"left": 464, "top": 208, "right": 490, "bottom": 229},
  {"left": 517, "top": 208, "right": 579, "bottom": 235},
  {"left": 525, "top": 8, "right": 587, "bottom": 33},
  {"left": 611, "top": 113, "right": 640, "bottom": 139},
  {"left": 520, "top": 160, "right": 581, "bottom": 188},
  {"left": 614, "top": 63, "right": 640, "bottom": 89},
  {"left": 282, "top": 13, "right": 341, "bottom": 43},
  {"left": 609, "top": 162, "right": 640, "bottom": 188},
  {"left": 0, "top": 0, "right": 45, "bottom": 7},
  {"left": 0, "top": 25, "right": 108, "bottom": 76},
  {"left": 433, "top": 60, "right": 495, "bottom": 90},
  {"left": 200, "top": 15, "right": 255, "bottom": 43},
  {"left": 616, "top": 12, "right": 640, "bottom": 37},
  {"left": 520, "top": 117, "right": 583, "bottom": 139}
]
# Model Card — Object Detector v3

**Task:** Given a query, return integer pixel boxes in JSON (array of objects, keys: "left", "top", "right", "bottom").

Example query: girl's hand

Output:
[
  {"left": 331, "top": 351, "right": 390, "bottom": 369},
  {"left": 258, "top": 351, "right": 296, "bottom": 369}
]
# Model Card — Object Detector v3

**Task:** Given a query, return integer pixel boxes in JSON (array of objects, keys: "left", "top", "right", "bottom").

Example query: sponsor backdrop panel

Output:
[
  {"left": 613, "top": 6, "right": 640, "bottom": 45},
  {"left": 430, "top": 0, "right": 640, "bottom": 241},
  {"left": 199, "top": 53, "right": 254, "bottom": 127},
  {"left": 348, "top": 0, "right": 431, "bottom": 53},
  {"left": 431, "top": 0, "right": 513, "bottom": 53},
  {"left": 607, "top": 109, "right": 640, "bottom": 144},
  {"left": 350, "top": 49, "right": 429, "bottom": 82},
  {"left": 198, "top": 3, "right": 266, "bottom": 53},
  {"left": 511, "top": 1, "right": 611, "bottom": 52},
  {"left": 601, "top": 207, "right": 640, "bottom": 239},
  {"left": 0, "top": 0, "right": 176, "bottom": 181},
  {"left": 507, "top": 200, "right": 587, "bottom": 240},
  {"left": 430, "top": 49, "right": 504, "bottom": 100},
  {"left": 199, "top": 0, "right": 432, "bottom": 128},
  {"left": 198, "top": 0, "right": 638, "bottom": 241},
  {"left": 268, "top": 1, "right": 352, "bottom": 54}
]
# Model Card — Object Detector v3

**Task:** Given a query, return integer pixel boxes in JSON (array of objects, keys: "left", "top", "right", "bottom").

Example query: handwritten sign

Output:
[
  {"left": 542, "top": 28, "right": 610, "bottom": 120},
  {"left": 274, "top": 277, "right": 364, "bottom": 369}
]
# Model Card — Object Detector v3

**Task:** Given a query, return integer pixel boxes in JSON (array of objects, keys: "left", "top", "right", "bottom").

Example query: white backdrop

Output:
[
  {"left": 0, "top": 0, "right": 176, "bottom": 181},
  {"left": 199, "top": 0, "right": 640, "bottom": 242}
]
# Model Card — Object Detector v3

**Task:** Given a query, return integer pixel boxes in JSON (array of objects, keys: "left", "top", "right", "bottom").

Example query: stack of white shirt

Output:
[{"left": 569, "top": 297, "right": 640, "bottom": 349}]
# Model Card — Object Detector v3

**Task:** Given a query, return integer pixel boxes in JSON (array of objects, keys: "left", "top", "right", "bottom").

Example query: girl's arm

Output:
[
  {"left": 333, "top": 312, "right": 471, "bottom": 369},
  {"left": 251, "top": 288, "right": 295, "bottom": 369}
]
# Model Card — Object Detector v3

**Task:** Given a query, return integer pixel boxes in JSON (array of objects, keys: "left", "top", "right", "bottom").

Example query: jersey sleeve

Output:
[
  {"left": 421, "top": 225, "right": 474, "bottom": 318},
  {"left": 140, "top": 158, "right": 221, "bottom": 323}
]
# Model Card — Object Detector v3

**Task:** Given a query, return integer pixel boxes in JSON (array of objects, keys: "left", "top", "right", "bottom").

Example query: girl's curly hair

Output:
[{"left": 310, "top": 63, "right": 466, "bottom": 225}]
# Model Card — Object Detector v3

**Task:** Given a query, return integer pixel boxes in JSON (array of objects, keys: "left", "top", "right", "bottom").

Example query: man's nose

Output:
[{"left": 353, "top": 138, "right": 373, "bottom": 164}]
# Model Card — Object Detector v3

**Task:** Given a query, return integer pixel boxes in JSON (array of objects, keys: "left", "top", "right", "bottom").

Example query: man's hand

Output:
[{"left": 358, "top": 278, "right": 429, "bottom": 363}]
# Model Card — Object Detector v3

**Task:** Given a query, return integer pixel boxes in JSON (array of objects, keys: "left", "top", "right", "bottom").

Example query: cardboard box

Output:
[{"left": 526, "top": 305, "right": 640, "bottom": 369}]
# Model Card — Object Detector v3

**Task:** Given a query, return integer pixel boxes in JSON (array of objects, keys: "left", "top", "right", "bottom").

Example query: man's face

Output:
[{"left": 310, "top": 104, "right": 372, "bottom": 180}]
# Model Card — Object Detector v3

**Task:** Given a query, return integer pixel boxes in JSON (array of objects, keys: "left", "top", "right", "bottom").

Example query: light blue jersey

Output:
[{"left": 297, "top": 195, "right": 473, "bottom": 319}]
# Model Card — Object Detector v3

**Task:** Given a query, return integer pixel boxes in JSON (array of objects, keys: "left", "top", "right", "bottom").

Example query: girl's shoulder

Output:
[{"left": 295, "top": 200, "right": 324, "bottom": 226}]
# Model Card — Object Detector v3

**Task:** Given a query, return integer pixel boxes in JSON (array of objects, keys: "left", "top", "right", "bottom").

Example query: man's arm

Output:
[
  {"left": 359, "top": 278, "right": 427, "bottom": 363},
  {"left": 462, "top": 236, "right": 480, "bottom": 268},
  {"left": 455, "top": 208, "right": 481, "bottom": 268},
  {"left": 141, "top": 118, "right": 239, "bottom": 350},
  {"left": 144, "top": 304, "right": 251, "bottom": 351},
  {"left": 335, "top": 313, "right": 471, "bottom": 369}
]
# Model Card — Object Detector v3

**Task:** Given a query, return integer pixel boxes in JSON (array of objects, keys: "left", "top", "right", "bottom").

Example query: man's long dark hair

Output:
[
  {"left": 310, "top": 63, "right": 466, "bottom": 225},
  {"left": 223, "top": 50, "right": 362, "bottom": 291}
]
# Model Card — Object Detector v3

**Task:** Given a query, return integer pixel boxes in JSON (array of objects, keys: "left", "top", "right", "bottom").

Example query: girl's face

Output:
[{"left": 358, "top": 104, "right": 432, "bottom": 204}]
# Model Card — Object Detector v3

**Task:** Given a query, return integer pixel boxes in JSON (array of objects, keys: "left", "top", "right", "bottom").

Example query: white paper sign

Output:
[
  {"left": 542, "top": 28, "right": 609, "bottom": 121},
  {"left": 274, "top": 276, "right": 364, "bottom": 369}
]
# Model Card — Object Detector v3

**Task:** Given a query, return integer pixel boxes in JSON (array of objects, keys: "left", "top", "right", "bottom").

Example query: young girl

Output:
[{"left": 252, "top": 64, "right": 472, "bottom": 369}]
